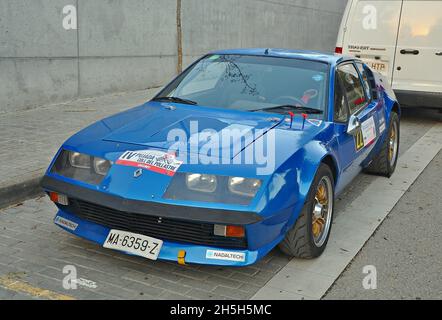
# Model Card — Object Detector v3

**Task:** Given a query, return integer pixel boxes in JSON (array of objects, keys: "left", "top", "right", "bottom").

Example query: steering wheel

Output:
[
  {"left": 303, "top": 89, "right": 318, "bottom": 100},
  {"left": 272, "top": 95, "right": 308, "bottom": 107}
]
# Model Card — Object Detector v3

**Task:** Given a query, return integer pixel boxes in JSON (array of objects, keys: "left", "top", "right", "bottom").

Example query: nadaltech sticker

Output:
[{"left": 206, "top": 250, "right": 246, "bottom": 262}]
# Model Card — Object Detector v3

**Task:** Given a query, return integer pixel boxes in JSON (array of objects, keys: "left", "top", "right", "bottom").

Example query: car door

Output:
[
  {"left": 334, "top": 62, "right": 380, "bottom": 186},
  {"left": 355, "top": 61, "right": 387, "bottom": 158},
  {"left": 333, "top": 67, "right": 355, "bottom": 189},
  {"left": 392, "top": 0, "right": 442, "bottom": 94}
]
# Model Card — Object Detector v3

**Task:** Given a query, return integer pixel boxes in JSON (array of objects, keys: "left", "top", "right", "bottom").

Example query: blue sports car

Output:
[{"left": 41, "top": 49, "right": 400, "bottom": 266}]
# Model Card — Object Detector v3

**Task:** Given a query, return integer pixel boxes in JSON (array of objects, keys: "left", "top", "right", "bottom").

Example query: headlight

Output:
[
  {"left": 93, "top": 157, "right": 111, "bottom": 176},
  {"left": 164, "top": 173, "right": 262, "bottom": 205},
  {"left": 186, "top": 173, "right": 217, "bottom": 193},
  {"left": 69, "top": 152, "right": 91, "bottom": 169},
  {"left": 228, "top": 177, "right": 262, "bottom": 197},
  {"left": 50, "top": 150, "right": 111, "bottom": 185}
]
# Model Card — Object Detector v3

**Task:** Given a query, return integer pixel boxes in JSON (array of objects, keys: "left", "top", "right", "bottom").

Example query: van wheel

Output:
[
  {"left": 279, "top": 164, "right": 334, "bottom": 258},
  {"left": 365, "top": 112, "right": 400, "bottom": 177}
]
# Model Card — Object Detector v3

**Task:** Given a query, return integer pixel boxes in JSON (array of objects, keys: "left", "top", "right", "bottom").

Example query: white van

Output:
[{"left": 336, "top": 0, "right": 442, "bottom": 108}]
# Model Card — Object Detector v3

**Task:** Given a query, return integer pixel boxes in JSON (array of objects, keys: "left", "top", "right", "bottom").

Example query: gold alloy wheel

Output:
[
  {"left": 312, "top": 176, "right": 333, "bottom": 247},
  {"left": 312, "top": 185, "right": 327, "bottom": 237},
  {"left": 388, "top": 121, "right": 398, "bottom": 165}
]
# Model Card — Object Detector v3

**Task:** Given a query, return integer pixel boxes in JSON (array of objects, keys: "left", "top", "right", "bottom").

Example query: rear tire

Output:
[
  {"left": 279, "top": 164, "right": 334, "bottom": 259},
  {"left": 364, "top": 112, "right": 400, "bottom": 177}
]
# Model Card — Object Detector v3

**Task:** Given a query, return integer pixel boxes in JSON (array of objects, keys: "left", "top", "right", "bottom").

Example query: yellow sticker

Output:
[{"left": 355, "top": 129, "right": 365, "bottom": 151}]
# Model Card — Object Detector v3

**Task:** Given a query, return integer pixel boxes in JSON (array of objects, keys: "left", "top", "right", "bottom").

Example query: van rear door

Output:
[
  {"left": 392, "top": 1, "right": 442, "bottom": 94},
  {"left": 341, "top": 0, "right": 403, "bottom": 83}
]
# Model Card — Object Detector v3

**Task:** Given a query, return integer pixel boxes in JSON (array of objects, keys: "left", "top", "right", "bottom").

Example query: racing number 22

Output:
[{"left": 355, "top": 129, "right": 364, "bottom": 151}]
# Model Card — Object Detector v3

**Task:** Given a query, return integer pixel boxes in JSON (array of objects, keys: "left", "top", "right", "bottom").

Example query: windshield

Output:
[{"left": 156, "top": 54, "right": 329, "bottom": 117}]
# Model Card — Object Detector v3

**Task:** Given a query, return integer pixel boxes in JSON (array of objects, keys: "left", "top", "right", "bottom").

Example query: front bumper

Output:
[
  {"left": 53, "top": 209, "right": 280, "bottom": 266},
  {"left": 41, "top": 176, "right": 262, "bottom": 225},
  {"left": 42, "top": 176, "right": 283, "bottom": 266}
]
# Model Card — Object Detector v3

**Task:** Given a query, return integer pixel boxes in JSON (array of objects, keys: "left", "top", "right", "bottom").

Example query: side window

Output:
[
  {"left": 358, "top": 63, "right": 379, "bottom": 100},
  {"left": 337, "top": 63, "right": 367, "bottom": 114},
  {"left": 356, "top": 63, "right": 372, "bottom": 101},
  {"left": 334, "top": 76, "right": 348, "bottom": 123}
]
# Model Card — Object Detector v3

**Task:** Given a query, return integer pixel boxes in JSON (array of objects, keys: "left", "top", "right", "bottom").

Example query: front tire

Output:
[
  {"left": 364, "top": 111, "right": 400, "bottom": 177},
  {"left": 279, "top": 163, "right": 335, "bottom": 259}
]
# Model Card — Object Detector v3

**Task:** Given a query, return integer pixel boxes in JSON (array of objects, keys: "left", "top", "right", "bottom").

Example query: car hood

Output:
[
  {"left": 102, "top": 102, "right": 284, "bottom": 158},
  {"left": 65, "top": 101, "right": 328, "bottom": 175}
]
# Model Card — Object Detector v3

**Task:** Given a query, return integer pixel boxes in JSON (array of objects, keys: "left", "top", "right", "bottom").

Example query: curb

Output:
[{"left": 0, "top": 176, "right": 44, "bottom": 209}]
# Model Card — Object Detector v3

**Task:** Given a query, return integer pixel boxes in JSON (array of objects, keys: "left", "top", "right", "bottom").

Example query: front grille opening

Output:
[{"left": 68, "top": 198, "right": 248, "bottom": 249}]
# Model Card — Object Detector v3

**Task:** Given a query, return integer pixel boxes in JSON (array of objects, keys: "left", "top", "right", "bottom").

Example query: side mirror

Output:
[{"left": 347, "top": 114, "right": 361, "bottom": 135}]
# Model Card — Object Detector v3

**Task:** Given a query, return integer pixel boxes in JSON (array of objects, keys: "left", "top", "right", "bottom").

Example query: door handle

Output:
[
  {"left": 400, "top": 49, "right": 419, "bottom": 55},
  {"left": 436, "top": 52, "right": 442, "bottom": 56}
]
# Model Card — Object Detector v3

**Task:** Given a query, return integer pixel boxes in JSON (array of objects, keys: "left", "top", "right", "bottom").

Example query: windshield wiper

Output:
[
  {"left": 152, "top": 96, "right": 198, "bottom": 105},
  {"left": 252, "top": 104, "right": 323, "bottom": 114}
]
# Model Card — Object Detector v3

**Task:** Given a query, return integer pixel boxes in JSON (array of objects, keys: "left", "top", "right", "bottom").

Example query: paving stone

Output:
[
  {"left": 186, "top": 288, "right": 229, "bottom": 300},
  {"left": 122, "top": 279, "right": 164, "bottom": 298},
  {"left": 0, "top": 255, "right": 22, "bottom": 266},
  {"left": 0, "top": 234, "right": 23, "bottom": 247},
  {"left": 229, "top": 273, "right": 270, "bottom": 287},
  {"left": 178, "top": 277, "right": 219, "bottom": 292},
  {"left": 159, "top": 291, "right": 194, "bottom": 300},
  {"left": 151, "top": 278, "right": 193, "bottom": 295},
  {"left": 212, "top": 285, "right": 252, "bottom": 299},
  {"left": 205, "top": 275, "right": 245, "bottom": 289}
]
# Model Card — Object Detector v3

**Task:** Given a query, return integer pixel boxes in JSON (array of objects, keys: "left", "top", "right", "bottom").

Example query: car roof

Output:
[{"left": 210, "top": 48, "right": 355, "bottom": 66}]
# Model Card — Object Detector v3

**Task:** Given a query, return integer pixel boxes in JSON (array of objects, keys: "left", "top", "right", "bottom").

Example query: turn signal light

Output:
[
  {"left": 49, "top": 192, "right": 69, "bottom": 206},
  {"left": 227, "top": 226, "right": 245, "bottom": 237},
  {"left": 214, "top": 225, "right": 245, "bottom": 238}
]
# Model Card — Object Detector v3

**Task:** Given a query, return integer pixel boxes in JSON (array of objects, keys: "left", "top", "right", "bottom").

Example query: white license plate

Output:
[{"left": 103, "top": 229, "right": 163, "bottom": 260}]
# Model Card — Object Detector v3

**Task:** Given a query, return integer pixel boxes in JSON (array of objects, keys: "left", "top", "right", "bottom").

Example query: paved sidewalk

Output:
[
  {"left": 324, "top": 150, "right": 442, "bottom": 299},
  {"left": 0, "top": 88, "right": 159, "bottom": 208},
  {"left": 252, "top": 124, "right": 442, "bottom": 299}
]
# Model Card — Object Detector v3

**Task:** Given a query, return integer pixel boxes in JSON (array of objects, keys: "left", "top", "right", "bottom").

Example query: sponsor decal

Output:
[
  {"left": 54, "top": 216, "right": 78, "bottom": 231},
  {"left": 355, "top": 116, "right": 377, "bottom": 152},
  {"left": 379, "top": 123, "right": 386, "bottom": 134},
  {"left": 355, "top": 129, "right": 365, "bottom": 152},
  {"left": 361, "top": 116, "right": 377, "bottom": 146},
  {"left": 307, "top": 119, "right": 322, "bottom": 127},
  {"left": 116, "top": 150, "right": 183, "bottom": 176},
  {"left": 206, "top": 250, "right": 246, "bottom": 262},
  {"left": 379, "top": 113, "right": 386, "bottom": 134}
]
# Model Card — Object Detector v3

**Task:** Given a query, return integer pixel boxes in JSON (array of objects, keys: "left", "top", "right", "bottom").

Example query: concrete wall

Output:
[{"left": 0, "top": 0, "right": 347, "bottom": 113}]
